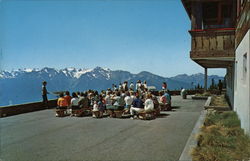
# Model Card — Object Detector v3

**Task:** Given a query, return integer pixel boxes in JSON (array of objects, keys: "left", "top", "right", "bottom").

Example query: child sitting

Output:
[{"left": 92, "top": 101, "right": 101, "bottom": 118}]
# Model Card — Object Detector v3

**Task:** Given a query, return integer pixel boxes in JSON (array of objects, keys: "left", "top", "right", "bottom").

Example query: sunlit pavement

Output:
[{"left": 0, "top": 96, "right": 205, "bottom": 161}]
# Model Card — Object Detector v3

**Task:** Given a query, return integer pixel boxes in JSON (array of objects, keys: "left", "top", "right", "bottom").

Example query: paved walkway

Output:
[{"left": 0, "top": 96, "right": 205, "bottom": 161}]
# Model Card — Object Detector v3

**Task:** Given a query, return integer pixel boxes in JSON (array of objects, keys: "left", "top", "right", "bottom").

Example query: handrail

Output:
[{"left": 189, "top": 28, "right": 236, "bottom": 32}]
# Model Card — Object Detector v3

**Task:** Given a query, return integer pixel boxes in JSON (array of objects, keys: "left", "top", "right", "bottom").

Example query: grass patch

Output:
[
  {"left": 192, "top": 111, "right": 250, "bottom": 161},
  {"left": 210, "top": 95, "right": 228, "bottom": 107},
  {"left": 195, "top": 92, "right": 212, "bottom": 97}
]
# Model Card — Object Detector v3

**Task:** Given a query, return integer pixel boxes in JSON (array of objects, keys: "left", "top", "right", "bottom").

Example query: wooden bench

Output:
[
  {"left": 159, "top": 103, "right": 171, "bottom": 111},
  {"left": 107, "top": 109, "right": 115, "bottom": 118},
  {"left": 92, "top": 111, "right": 101, "bottom": 118},
  {"left": 155, "top": 108, "right": 161, "bottom": 116},
  {"left": 55, "top": 109, "right": 67, "bottom": 117},
  {"left": 138, "top": 110, "right": 156, "bottom": 120},
  {"left": 71, "top": 109, "right": 84, "bottom": 117},
  {"left": 113, "top": 110, "right": 124, "bottom": 118}
]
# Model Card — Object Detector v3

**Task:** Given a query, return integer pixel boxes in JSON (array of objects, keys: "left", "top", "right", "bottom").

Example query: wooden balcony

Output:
[{"left": 189, "top": 28, "right": 235, "bottom": 68}]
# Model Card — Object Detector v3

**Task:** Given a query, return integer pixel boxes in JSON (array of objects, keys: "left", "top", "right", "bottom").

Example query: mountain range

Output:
[{"left": 0, "top": 67, "right": 224, "bottom": 106}]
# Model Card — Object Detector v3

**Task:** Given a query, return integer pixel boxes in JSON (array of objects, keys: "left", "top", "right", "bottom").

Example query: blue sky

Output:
[{"left": 0, "top": 0, "right": 226, "bottom": 77}]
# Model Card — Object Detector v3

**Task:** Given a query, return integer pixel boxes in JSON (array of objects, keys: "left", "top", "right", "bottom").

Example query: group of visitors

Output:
[
  {"left": 50, "top": 81, "right": 171, "bottom": 119},
  {"left": 111, "top": 80, "right": 148, "bottom": 92}
]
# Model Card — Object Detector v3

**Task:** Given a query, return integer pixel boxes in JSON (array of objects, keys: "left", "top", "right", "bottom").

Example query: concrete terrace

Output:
[{"left": 0, "top": 96, "right": 206, "bottom": 161}]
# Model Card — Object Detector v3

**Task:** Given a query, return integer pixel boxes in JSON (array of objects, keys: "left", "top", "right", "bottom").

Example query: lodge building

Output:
[{"left": 182, "top": 0, "right": 250, "bottom": 134}]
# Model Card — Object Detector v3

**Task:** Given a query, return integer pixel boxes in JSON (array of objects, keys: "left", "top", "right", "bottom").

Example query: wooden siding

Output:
[
  {"left": 236, "top": 1, "right": 250, "bottom": 47},
  {"left": 189, "top": 29, "right": 235, "bottom": 59}
]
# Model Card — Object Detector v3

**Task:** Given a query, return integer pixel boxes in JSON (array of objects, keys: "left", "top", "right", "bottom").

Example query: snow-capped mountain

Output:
[{"left": 0, "top": 67, "right": 224, "bottom": 106}]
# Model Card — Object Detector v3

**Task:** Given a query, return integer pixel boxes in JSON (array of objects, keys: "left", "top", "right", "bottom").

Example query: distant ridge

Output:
[{"left": 0, "top": 67, "right": 224, "bottom": 106}]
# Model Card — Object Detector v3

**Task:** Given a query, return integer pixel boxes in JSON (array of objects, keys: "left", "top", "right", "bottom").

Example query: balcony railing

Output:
[{"left": 189, "top": 28, "right": 235, "bottom": 59}]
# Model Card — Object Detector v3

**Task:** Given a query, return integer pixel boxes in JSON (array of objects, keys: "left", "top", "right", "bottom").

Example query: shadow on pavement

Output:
[
  {"left": 157, "top": 113, "right": 170, "bottom": 118},
  {"left": 172, "top": 106, "right": 181, "bottom": 109}
]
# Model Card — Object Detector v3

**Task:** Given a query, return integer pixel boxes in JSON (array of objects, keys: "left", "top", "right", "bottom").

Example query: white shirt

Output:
[
  {"left": 122, "top": 83, "right": 127, "bottom": 90},
  {"left": 105, "top": 95, "right": 112, "bottom": 106},
  {"left": 144, "top": 98, "right": 154, "bottom": 111},
  {"left": 131, "top": 95, "right": 136, "bottom": 100},
  {"left": 136, "top": 83, "right": 141, "bottom": 90},
  {"left": 93, "top": 103, "right": 99, "bottom": 111},
  {"left": 71, "top": 97, "right": 79, "bottom": 106},
  {"left": 113, "top": 96, "right": 121, "bottom": 106},
  {"left": 130, "top": 83, "right": 134, "bottom": 89},
  {"left": 124, "top": 96, "right": 133, "bottom": 106}
]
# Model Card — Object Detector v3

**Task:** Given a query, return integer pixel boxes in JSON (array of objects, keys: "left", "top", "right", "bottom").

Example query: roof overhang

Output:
[{"left": 192, "top": 58, "right": 234, "bottom": 68}]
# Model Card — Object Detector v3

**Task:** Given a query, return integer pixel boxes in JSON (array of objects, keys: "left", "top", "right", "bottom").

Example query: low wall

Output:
[
  {"left": 167, "top": 89, "right": 219, "bottom": 96},
  {"left": 0, "top": 99, "right": 57, "bottom": 118}
]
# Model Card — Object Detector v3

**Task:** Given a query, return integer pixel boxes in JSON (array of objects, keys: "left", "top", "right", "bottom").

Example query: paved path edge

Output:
[{"left": 178, "top": 109, "right": 207, "bottom": 161}]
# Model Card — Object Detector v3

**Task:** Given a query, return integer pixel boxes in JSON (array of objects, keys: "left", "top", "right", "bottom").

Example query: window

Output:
[
  {"left": 235, "top": 61, "right": 237, "bottom": 91},
  {"left": 243, "top": 53, "right": 247, "bottom": 82}
]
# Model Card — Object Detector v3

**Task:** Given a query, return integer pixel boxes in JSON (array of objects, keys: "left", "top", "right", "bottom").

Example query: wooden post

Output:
[{"left": 204, "top": 68, "right": 208, "bottom": 92}]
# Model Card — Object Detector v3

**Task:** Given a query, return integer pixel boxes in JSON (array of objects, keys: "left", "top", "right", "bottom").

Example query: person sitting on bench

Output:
[
  {"left": 57, "top": 93, "right": 68, "bottom": 110},
  {"left": 92, "top": 101, "right": 99, "bottom": 118},
  {"left": 105, "top": 91, "right": 113, "bottom": 110},
  {"left": 98, "top": 95, "right": 105, "bottom": 117},
  {"left": 108, "top": 92, "right": 124, "bottom": 111},
  {"left": 137, "top": 93, "right": 156, "bottom": 120},
  {"left": 130, "top": 93, "right": 144, "bottom": 119},
  {"left": 152, "top": 94, "right": 160, "bottom": 115},
  {"left": 124, "top": 91, "right": 133, "bottom": 113},
  {"left": 78, "top": 92, "right": 89, "bottom": 110},
  {"left": 70, "top": 92, "right": 80, "bottom": 116},
  {"left": 159, "top": 91, "right": 167, "bottom": 110},
  {"left": 64, "top": 91, "right": 72, "bottom": 107},
  {"left": 159, "top": 91, "right": 167, "bottom": 104},
  {"left": 144, "top": 93, "right": 154, "bottom": 112},
  {"left": 106, "top": 91, "right": 124, "bottom": 117},
  {"left": 78, "top": 92, "right": 90, "bottom": 116},
  {"left": 56, "top": 93, "right": 68, "bottom": 116}
]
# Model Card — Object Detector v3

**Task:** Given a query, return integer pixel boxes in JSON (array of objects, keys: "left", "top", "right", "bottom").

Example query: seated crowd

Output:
[{"left": 56, "top": 80, "right": 171, "bottom": 119}]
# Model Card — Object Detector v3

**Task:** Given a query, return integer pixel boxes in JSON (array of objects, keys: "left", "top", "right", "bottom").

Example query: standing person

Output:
[
  {"left": 143, "top": 81, "right": 148, "bottom": 90},
  {"left": 42, "top": 81, "right": 49, "bottom": 108},
  {"left": 123, "top": 81, "right": 128, "bottom": 91},
  {"left": 162, "top": 82, "right": 167, "bottom": 91},
  {"left": 118, "top": 83, "right": 122, "bottom": 91},
  {"left": 130, "top": 82, "right": 134, "bottom": 90},
  {"left": 113, "top": 85, "right": 117, "bottom": 91},
  {"left": 218, "top": 79, "right": 223, "bottom": 95},
  {"left": 136, "top": 80, "right": 142, "bottom": 91}
]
